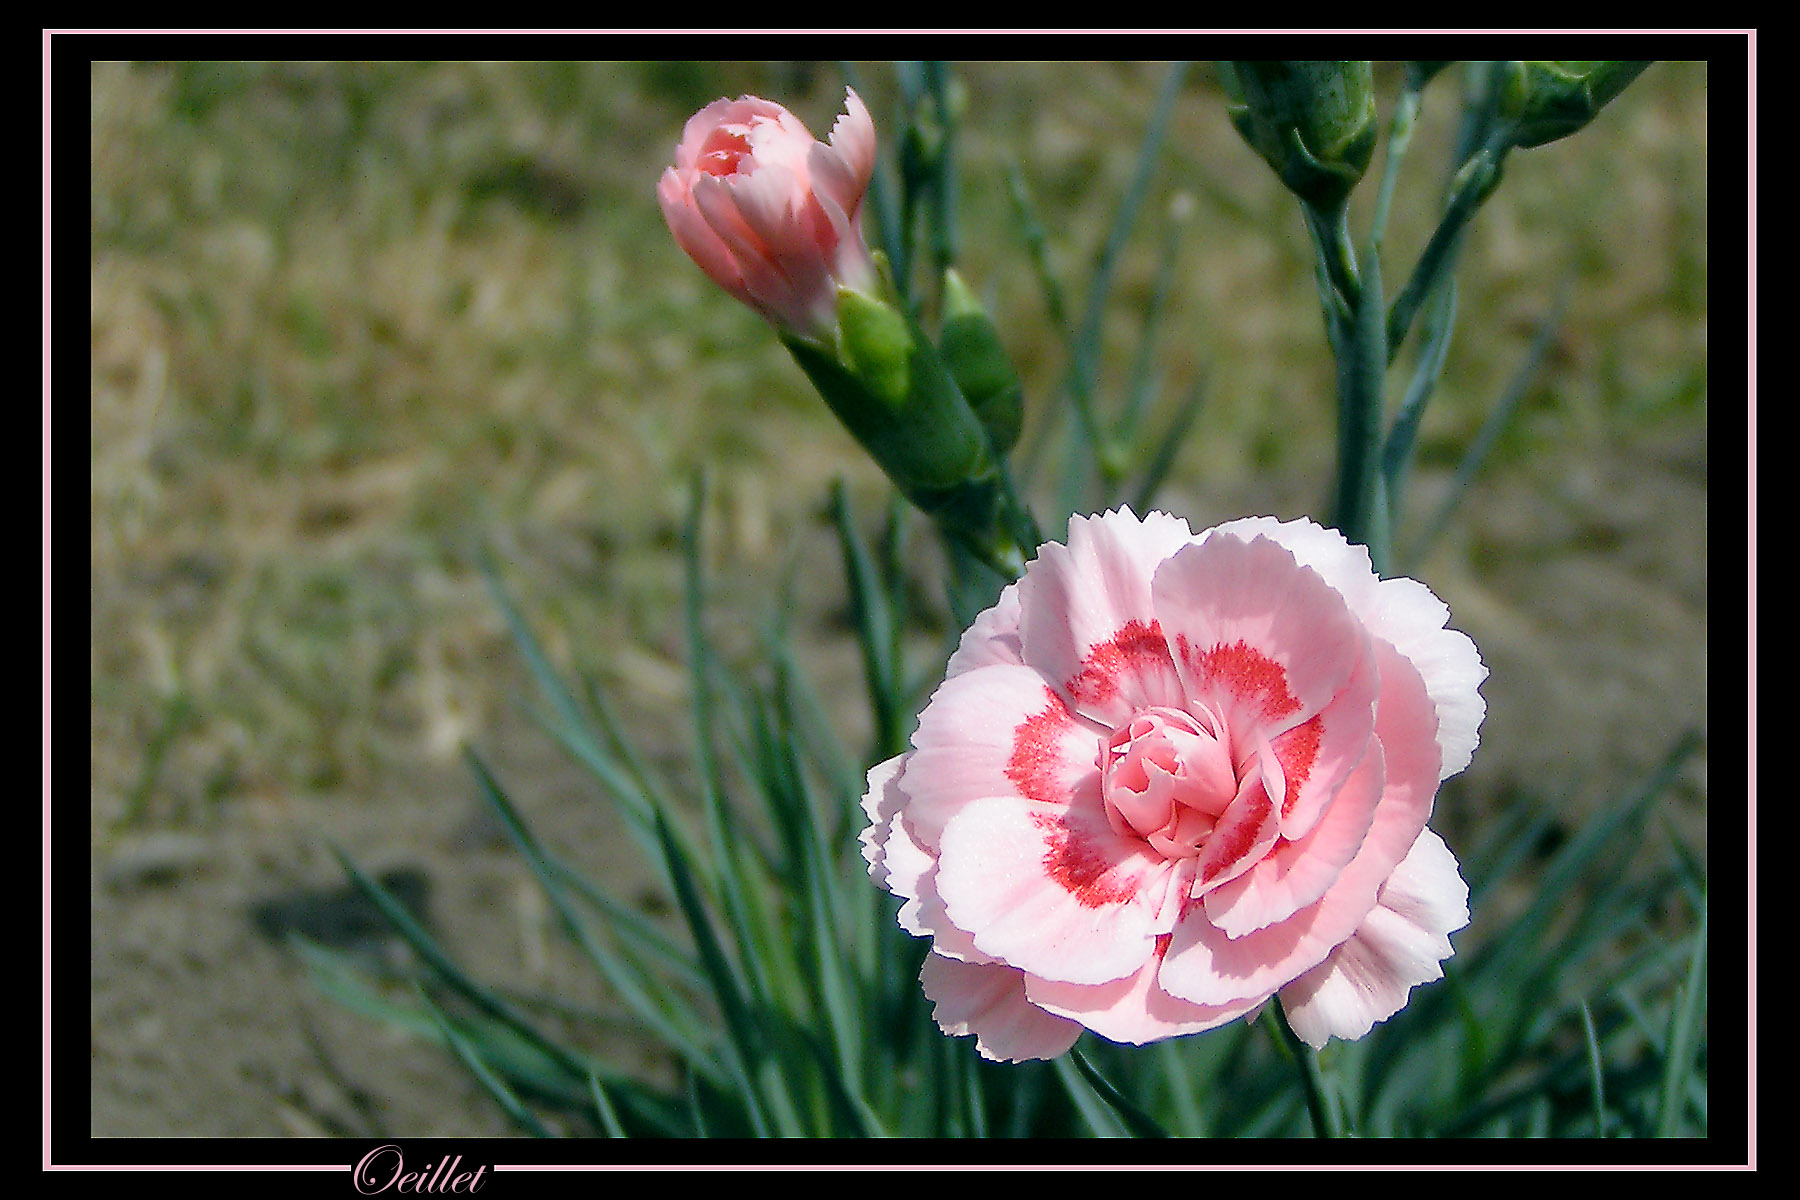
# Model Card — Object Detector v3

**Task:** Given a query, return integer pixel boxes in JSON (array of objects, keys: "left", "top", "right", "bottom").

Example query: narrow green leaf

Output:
[
  {"left": 1656, "top": 894, "right": 1708, "bottom": 1137},
  {"left": 1068, "top": 1047, "right": 1172, "bottom": 1138},
  {"left": 326, "top": 843, "right": 596, "bottom": 1088},
  {"left": 1405, "top": 282, "right": 1569, "bottom": 567},
  {"left": 831, "top": 481, "right": 905, "bottom": 761},
  {"left": 1051, "top": 1052, "right": 1129, "bottom": 1138},
  {"left": 652, "top": 805, "right": 774, "bottom": 1138},
  {"left": 1578, "top": 999, "right": 1607, "bottom": 1137},
  {"left": 588, "top": 1073, "right": 628, "bottom": 1138},
  {"left": 1381, "top": 276, "right": 1457, "bottom": 531},
  {"left": 1386, "top": 137, "right": 1508, "bottom": 364},
  {"left": 463, "top": 749, "right": 723, "bottom": 1083},
  {"left": 1153, "top": 1038, "right": 1207, "bottom": 1138},
  {"left": 418, "top": 985, "right": 556, "bottom": 1137}
]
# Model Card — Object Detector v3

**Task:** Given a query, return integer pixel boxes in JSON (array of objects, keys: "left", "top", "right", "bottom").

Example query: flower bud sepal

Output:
[
  {"left": 780, "top": 285, "right": 1008, "bottom": 555},
  {"left": 937, "top": 268, "right": 1024, "bottom": 457},
  {"left": 1496, "top": 60, "right": 1654, "bottom": 149}
]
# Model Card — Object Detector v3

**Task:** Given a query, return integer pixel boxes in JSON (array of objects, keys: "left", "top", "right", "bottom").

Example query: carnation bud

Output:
[
  {"left": 1221, "top": 60, "right": 1378, "bottom": 213},
  {"left": 937, "top": 269, "right": 1024, "bottom": 456},
  {"left": 1496, "top": 60, "right": 1653, "bottom": 149}
]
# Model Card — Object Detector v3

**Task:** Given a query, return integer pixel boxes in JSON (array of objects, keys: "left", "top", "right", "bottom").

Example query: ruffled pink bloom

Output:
[
  {"left": 861, "top": 508, "right": 1487, "bottom": 1061},
  {"left": 658, "top": 88, "right": 878, "bottom": 339}
]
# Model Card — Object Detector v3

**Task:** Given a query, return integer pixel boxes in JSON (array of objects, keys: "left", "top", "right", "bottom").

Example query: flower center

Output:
[
  {"left": 698, "top": 125, "right": 757, "bottom": 177},
  {"left": 1097, "top": 706, "right": 1239, "bottom": 859}
]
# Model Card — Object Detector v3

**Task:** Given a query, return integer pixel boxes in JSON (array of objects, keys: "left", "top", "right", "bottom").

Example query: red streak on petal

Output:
[
  {"left": 1067, "top": 619, "right": 1174, "bottom": 707},
  {"left": 1197, "top": 788, "right": 1273, "bottom": 885},
  {"left": 1031, "top": 814, "right": 1138, "bottom": 909},
  {"left": 1005, "top": 687, "right": 1076, "bottom": 806},
  {"left": 1271, "top": 714, "right": 1322, "bottom": 817},
  {"left": 1177, "top": 636, "right": 1300, "bottom": 724}
]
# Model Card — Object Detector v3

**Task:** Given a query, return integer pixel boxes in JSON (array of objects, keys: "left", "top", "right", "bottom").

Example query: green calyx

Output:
[
  {"left": 1222, "top": 60, "right": 1378, "bottom": 214},
  {"left": 783, "top": 287, "right": 995, "bottom": 499},
  {"left": 937, "top": 269, "right": 1024, "bottom": 456},
  {"left": 1498, "top": 60, "right": 1654, "bottom": 149}
]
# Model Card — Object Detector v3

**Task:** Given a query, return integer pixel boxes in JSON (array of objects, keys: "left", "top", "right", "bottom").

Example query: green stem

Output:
[
  {"left": 1270, "top": 1002, "right": 1340, "bottom": 1137},
  {"left": 1302, "top": 200, "right": 1360, "bottom": 326},
  {"left": 1328, "top": 233, "right": 1388, "bottom": 567},
  {"left": 1370, "top": 84, "right": 1422, "bottom": 255},
  {"left": 1387, "top": 139, "right": 1507, "bottom": 364}
]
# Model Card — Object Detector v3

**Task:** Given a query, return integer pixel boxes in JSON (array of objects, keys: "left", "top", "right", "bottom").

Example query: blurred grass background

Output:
[{"left": 88, "top": 59, "right": 1708, "bottom": 1137}]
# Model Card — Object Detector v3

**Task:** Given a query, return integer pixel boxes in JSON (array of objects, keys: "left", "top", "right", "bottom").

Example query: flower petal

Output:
[
  {"left": 945, "top": 581, "right": 1024, "bottom": 677},
  {"left": 1153, "top": 532, "right": 1361, "bottom": 735},
  {"left": 899, "top": 663, "right": 1101, "bottom": 852},
  {"left": 1024, "top": 934, "right": 1257, "bottom": 1045},
  {"left": 1278, "top": 827, "right": 1470, "bottom": 1047},
  {"left": 1368, "top": 576, "right": 1488, "bottom": 780},
  {"left": 1017, "top": 507, "right": 1197, "bottom": 726},
  {"left": 936, "top": 795, "right": 1178, "bottom": 986},
  {"left": 920, "top": 952, "right": 1081, "bottom": 1063},
  {"left": 1159, "top": 637, "right": 1441, "bottom": 1009},
  {"left": 1201, "top": 725, "right": 1385, "bottom": 938}
]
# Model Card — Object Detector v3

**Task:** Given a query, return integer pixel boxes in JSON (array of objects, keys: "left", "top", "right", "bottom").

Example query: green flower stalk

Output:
[{"left": 1221, "top": 60, "right": 1379, "bottom": 216}]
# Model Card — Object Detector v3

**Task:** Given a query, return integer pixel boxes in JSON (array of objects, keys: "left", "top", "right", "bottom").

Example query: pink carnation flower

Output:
[
  {"left": 861, "top": 508, "right": 1487, "bottom": 1061},
  {"left": 658, "top": 88, "right": 879, "bottom": 340}
]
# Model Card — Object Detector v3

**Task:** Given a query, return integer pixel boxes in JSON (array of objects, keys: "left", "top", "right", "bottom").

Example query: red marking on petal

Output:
[
  {"left": 1197, "top": 788, "right": 1273, "bottom": 885},
  {"left": 1177, "top": 637, "right": 1300, "bottom": 724},
  {"left": 1067, "top": 620, "right": 1174, "bottom": 707},
  {"left": 1032, "top": 814, "right": 1138, "bottom": 909},
  {"left": 1271, "top": 715, "right": 1322, "bottom": 817},
  {"left": 1005, "top": 687, "right": 1076, "bottom": 806},
  {"left": 699, "top": 128, "right": 754, "bottom": 176},
  {"left": 1153, "top": 932, "right": 1173, "bottom": 961}
]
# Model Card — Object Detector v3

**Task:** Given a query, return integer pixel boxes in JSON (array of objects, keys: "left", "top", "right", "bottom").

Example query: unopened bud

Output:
[
  {"left": 1498, "top": 60, "right": 1653, "bottom": 150},
  {"left": 938, "top": 270, "right": 1024, "bottom": 456},
  {"left": 1222, "top": 60, "right": 1378, "bottom": 213}
]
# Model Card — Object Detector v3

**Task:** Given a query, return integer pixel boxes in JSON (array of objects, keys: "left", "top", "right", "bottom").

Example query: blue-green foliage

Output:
[{"left": 310, "top": 60, "right": 1708, "bottom": 1142}]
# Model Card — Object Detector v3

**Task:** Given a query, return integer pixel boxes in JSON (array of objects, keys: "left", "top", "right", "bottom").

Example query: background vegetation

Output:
[{"left": 88, "top": 58, "right": 1709, "bottom": 1141}]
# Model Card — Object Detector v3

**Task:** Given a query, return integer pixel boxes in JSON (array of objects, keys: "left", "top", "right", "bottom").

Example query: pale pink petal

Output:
[
  {"left": 1216, "top": 517, "right": 1485, "bottom": 782},
  {"left": 690, "top": 174, "right": 814, "bottom": 329},
  {"left": 1279, "top": 828, "right": 1469, "bottom": 1047},
  {"left": 935, "top": 795, "right": 1178, "bottom": 986},
  {"left": 1024, "top": 935, "right": 1257, "bottom": 1046},
  {"left": 899, "top": 663, "right": 1102, "bottom": 852},
  {"left": 1367, "top": 576, "right": 1488, "bottom": 780},
  {"left": 1016, "top": 507, "right": 1198, "bottom": 726},
  {"left": 1185, "top": 749, "right": 1283, "bottom": 897},
  {"left": 822, "top": 88, "right": 877, "bottom": 202},
  {"left": 920, "top": 952, "right": 1082, "bottom": 1063},
  {"left": 1208, "top": 516, "right": 1382, "bottom": 618},
  {"left": 1201, "top": 727, "right": 1384, "bottom": 938},
  {"left": 945, "top": 581, "right": 1024, "bottom": 677},
  {"left": 1152, "top": 531, "right": 1376, "bottom": 783},
  {"left": 671, "top": 96, "right": 793, "bottom": 171},
  {"left": 858, "top": 753, "right": 907, "bottom": 887},
  {"left": 860, "top": 754, "right": 984, "bottom": 957},
  {"left": 1161, "top": 638, "right": 1443, "bottom": 1008},
  {"left": 658, "top": 169, "right": 754, "bottom": 307}
]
